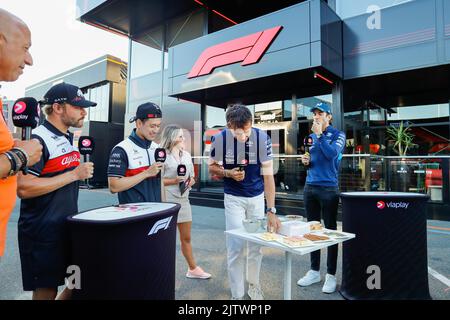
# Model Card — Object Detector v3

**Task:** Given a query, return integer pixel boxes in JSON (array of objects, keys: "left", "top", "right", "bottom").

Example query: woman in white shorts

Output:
[{"left": 160, "top": 125, "right": 211, "bottom": 279}]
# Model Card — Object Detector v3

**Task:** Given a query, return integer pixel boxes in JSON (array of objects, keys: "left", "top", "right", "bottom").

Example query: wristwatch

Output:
[{"left": 266, "top": 207, "right": 277, "bottom": 215}]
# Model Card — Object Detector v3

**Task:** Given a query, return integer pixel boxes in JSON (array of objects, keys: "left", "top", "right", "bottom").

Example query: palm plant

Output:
[{"left": 386, "top": 122, "right": 417, "bottom": 156}]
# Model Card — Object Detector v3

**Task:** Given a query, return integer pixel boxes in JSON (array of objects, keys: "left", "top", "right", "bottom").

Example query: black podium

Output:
[
  {"left": 340, "top": 192, "right": 431, "bottom": 300},
  {"left": 67, "top": 202, "right": 180, "bottom": 300}
]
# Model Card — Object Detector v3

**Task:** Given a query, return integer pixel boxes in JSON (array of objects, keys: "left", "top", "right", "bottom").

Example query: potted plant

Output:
[
  {"left": 386, "top": 122, "right": 417, "bottom": 156},
  {"left": 386, "top": 122, "right": 418, "bottom": 192}
]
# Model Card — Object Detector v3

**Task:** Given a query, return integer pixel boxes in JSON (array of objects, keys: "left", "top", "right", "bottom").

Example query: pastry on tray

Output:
[{"left": 303, "top": 233, "right": 330, "bottom": 241}]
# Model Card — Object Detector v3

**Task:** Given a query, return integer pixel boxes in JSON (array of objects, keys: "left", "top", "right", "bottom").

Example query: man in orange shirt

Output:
[{"left": 0, "top": 9, "right": 42, "bottom": 258}]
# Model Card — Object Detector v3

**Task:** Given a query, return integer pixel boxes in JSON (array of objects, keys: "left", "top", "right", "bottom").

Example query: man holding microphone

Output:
[
  {"left": 297, "top": 102, "right": 346, "bottom": 294},
  {"left": 107, "top": 102, "right": 164, "bottom": 203},
  {"left": 0, "top": 8, "right": 43, "bottom": 259},
  {"left": 17, "top": 83, "right": 96, "bottom": 300}
]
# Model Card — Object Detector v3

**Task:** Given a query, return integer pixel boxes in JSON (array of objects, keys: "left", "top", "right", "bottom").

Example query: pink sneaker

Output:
[{"left": 186, "top": 266, "right": 211, "bottom": 279}]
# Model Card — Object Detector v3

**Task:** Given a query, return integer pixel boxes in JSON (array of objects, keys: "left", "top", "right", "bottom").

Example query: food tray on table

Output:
[{"left": 275, "top": 235, "right": 316, "bottom": 248}]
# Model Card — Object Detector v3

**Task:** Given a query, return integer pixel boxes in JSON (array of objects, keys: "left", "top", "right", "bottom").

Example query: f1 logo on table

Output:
[
  {"left": 148, "top": 216, "right": 173, "bottom": 236},
  {"left": 377, "top": 201, "right": 410, "bottom": 210}
]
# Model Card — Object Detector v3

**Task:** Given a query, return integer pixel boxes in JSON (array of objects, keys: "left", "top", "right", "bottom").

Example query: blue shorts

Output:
[{"left": 18, "top": 232, "right": 71, "bottom": 291}]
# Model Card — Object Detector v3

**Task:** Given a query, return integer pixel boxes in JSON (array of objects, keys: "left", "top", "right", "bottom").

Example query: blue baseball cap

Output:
[
  {"left": 43, "top": 82, "right": 97, "bottom": 108},
  {"left": 310, "top": 102, "right": 332, "bottom": 114}
]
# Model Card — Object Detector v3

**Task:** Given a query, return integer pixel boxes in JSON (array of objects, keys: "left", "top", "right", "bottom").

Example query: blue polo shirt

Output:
[
  {"left": 306, "top": 125, "right": 346, "bottom": 187},
  {"left": 210, "top": 128, "right": 272, "bottom": 198}
]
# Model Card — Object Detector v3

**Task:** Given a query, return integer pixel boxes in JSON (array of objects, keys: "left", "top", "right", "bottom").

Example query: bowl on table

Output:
[{"left": 242, "top": 219, "right": 262, "bottom": 233}]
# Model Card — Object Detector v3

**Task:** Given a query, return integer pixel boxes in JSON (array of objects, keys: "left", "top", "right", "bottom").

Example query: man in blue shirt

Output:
[
  {"left": 297, "top": 102, "right": 346, "bottom": 294},
  {"left": 208, "top": 104, "right": 281, "bottom": 300}
]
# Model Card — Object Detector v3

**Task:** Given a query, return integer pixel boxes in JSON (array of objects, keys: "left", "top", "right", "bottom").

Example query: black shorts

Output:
[{"left": 18, "top": 232, "right": 71, "bottom": 291}]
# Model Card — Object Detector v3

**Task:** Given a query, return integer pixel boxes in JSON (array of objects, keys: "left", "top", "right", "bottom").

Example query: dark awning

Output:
[
  {"left": 77, "top": 0, "right": 306, "bottom": 39},
  {"left": 168, "top": 0, "right": 342, "bottom": 107}
]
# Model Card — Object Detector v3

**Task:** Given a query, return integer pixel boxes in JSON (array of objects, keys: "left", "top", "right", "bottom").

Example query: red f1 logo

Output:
[{"left": 188, "top": 26, "right": 283, "bottom": 79}]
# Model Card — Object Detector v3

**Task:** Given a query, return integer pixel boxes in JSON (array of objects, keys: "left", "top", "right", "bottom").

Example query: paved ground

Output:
[{"left": 0, "top": 189, "right": 449, "bottom": 300}]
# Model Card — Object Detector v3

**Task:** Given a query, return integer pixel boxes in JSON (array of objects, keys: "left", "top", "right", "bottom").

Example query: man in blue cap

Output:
[{"left": 297, "top": 102, "right": 346, "bottom": 294}]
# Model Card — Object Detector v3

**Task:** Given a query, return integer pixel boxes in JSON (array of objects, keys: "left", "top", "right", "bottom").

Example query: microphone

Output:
[
  {"left": 78, "top": 136, "right": 95, "bottom": 189},
  {"left": 155, "top": 148, "right": 167, "bottom": 163},
  {"left": 303, "top": 136, "right": 313, "bottom": 168},
  {"left": 12, "top": 97, "right": 40, "bottom": 140},
  {"left": 79, "top": 136, "right": 95, "bottom": 163},
  {"left": 177, "top": 164, "right": 187, "bottom": 177},
  {"left": 12, "top": 97, "right": 40, "bottom": 174}
]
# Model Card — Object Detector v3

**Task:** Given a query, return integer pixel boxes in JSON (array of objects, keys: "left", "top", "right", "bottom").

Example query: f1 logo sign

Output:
[
  {"left": 188, "top": 26, "right": 283, "bottom": 78},
  {"left": 148, "top": 216, "right": 173, "bottom": 236}
]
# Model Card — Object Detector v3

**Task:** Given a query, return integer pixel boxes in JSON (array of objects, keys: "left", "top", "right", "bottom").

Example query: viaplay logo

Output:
[
  {"left": 377, "top": 200, "right": 410, "bottom": 210},
  {"left": 376, "top": 201, "right": 385, "bottom": 209},
  {"left": 14, "top": 101, "right": 26, "bottom": 114},
  {"left": 81, "top": 139, "right": 91, "bottom": 147}
]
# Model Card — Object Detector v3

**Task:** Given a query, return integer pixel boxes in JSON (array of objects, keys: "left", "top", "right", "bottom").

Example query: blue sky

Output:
[{"left": 0, "top": 0, "right": 128, "bottom": 101}]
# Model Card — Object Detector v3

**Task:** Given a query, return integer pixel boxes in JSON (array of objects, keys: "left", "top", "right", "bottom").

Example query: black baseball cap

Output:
[
  {"left": 129, "top": 102, "right": 162, "bottom": 123},
  {"left": 42, "top": 82, "right": 97, "bottom": 108}
]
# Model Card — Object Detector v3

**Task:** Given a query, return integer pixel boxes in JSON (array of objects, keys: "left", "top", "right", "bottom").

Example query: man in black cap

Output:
[
  {"left": 107, "top": 102, "right": 164, "bottom": 204},
  {"left": 17, "top": 82, "right": 97, "bottom": 300}
]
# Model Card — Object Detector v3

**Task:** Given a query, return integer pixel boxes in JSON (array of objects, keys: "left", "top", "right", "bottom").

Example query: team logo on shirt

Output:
[{"left": 61, "top": 154, "right": 81, "bottom": 167}]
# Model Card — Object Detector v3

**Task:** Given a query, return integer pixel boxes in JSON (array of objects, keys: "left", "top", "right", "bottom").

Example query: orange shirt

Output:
[{"left": 0, "top": 103, "right": 17, "bottom": 257}]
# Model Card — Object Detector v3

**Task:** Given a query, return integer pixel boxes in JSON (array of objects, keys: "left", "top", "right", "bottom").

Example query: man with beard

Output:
[{"left": 17, "top": 83, "right": 96, "bottom": 300}]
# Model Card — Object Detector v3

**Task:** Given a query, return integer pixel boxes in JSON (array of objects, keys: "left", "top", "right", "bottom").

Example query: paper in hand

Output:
[{"left": 179, "top": 175, "right": 191, "bottom": 196}]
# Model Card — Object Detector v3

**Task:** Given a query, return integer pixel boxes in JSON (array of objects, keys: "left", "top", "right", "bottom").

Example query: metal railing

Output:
[{"left": 190, "top": 154, "right": 449, "bottom": 203}]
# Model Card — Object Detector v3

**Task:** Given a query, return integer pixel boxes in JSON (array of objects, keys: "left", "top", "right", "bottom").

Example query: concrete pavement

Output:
[{"left": 0, "top": 189, "right": 449, "bottom": 300}]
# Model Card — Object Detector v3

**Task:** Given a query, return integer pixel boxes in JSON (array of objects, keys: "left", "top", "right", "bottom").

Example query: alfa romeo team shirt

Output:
[
  {"left": 19, "top": 120, "right": 80, "bottom": 242},
  {"left": 107, "top": 129, "right": 161, "bottom": 204}
]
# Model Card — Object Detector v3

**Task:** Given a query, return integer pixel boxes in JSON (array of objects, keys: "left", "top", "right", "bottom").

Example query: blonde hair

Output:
[
  {"left": 42, "top": 102, "right": 65, "bottom": 116},
  {"left": 42, "top": 104, "right": 54, "bottom": 116},
  {"left": 160, "top": 125, "right": 183, "bottom": 152}
]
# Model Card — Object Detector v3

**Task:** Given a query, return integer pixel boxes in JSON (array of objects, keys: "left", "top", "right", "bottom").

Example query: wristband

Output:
[
  {"left": 11, "top": 148, "right": 28, "bottom": 170},
  {"left": 4, "top": 152, "right": 19, "bottom": 176},
  {"left": 12, "top": 147, "right": 29, "bottom": 168}
]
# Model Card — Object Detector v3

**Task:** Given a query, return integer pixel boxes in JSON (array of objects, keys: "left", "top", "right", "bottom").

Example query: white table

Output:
[{"left": 225, "top": 228, "right": 356, "bottom": 300}]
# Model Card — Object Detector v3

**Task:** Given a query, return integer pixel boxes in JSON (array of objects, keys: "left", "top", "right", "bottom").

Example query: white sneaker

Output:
[
  {"left": 248, "top": 284, "right": 264, "bottom": 300},
  {"left": 322, "top": 274, "right": 337, "bottom": 294},
  {"left": 297, "top": 270, "right": 321, "bottom": 287}
]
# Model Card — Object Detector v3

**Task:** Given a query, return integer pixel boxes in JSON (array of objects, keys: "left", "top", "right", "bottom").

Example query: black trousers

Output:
[{"left": 303, "top": 184, "right": 339, "bottom": 275}]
